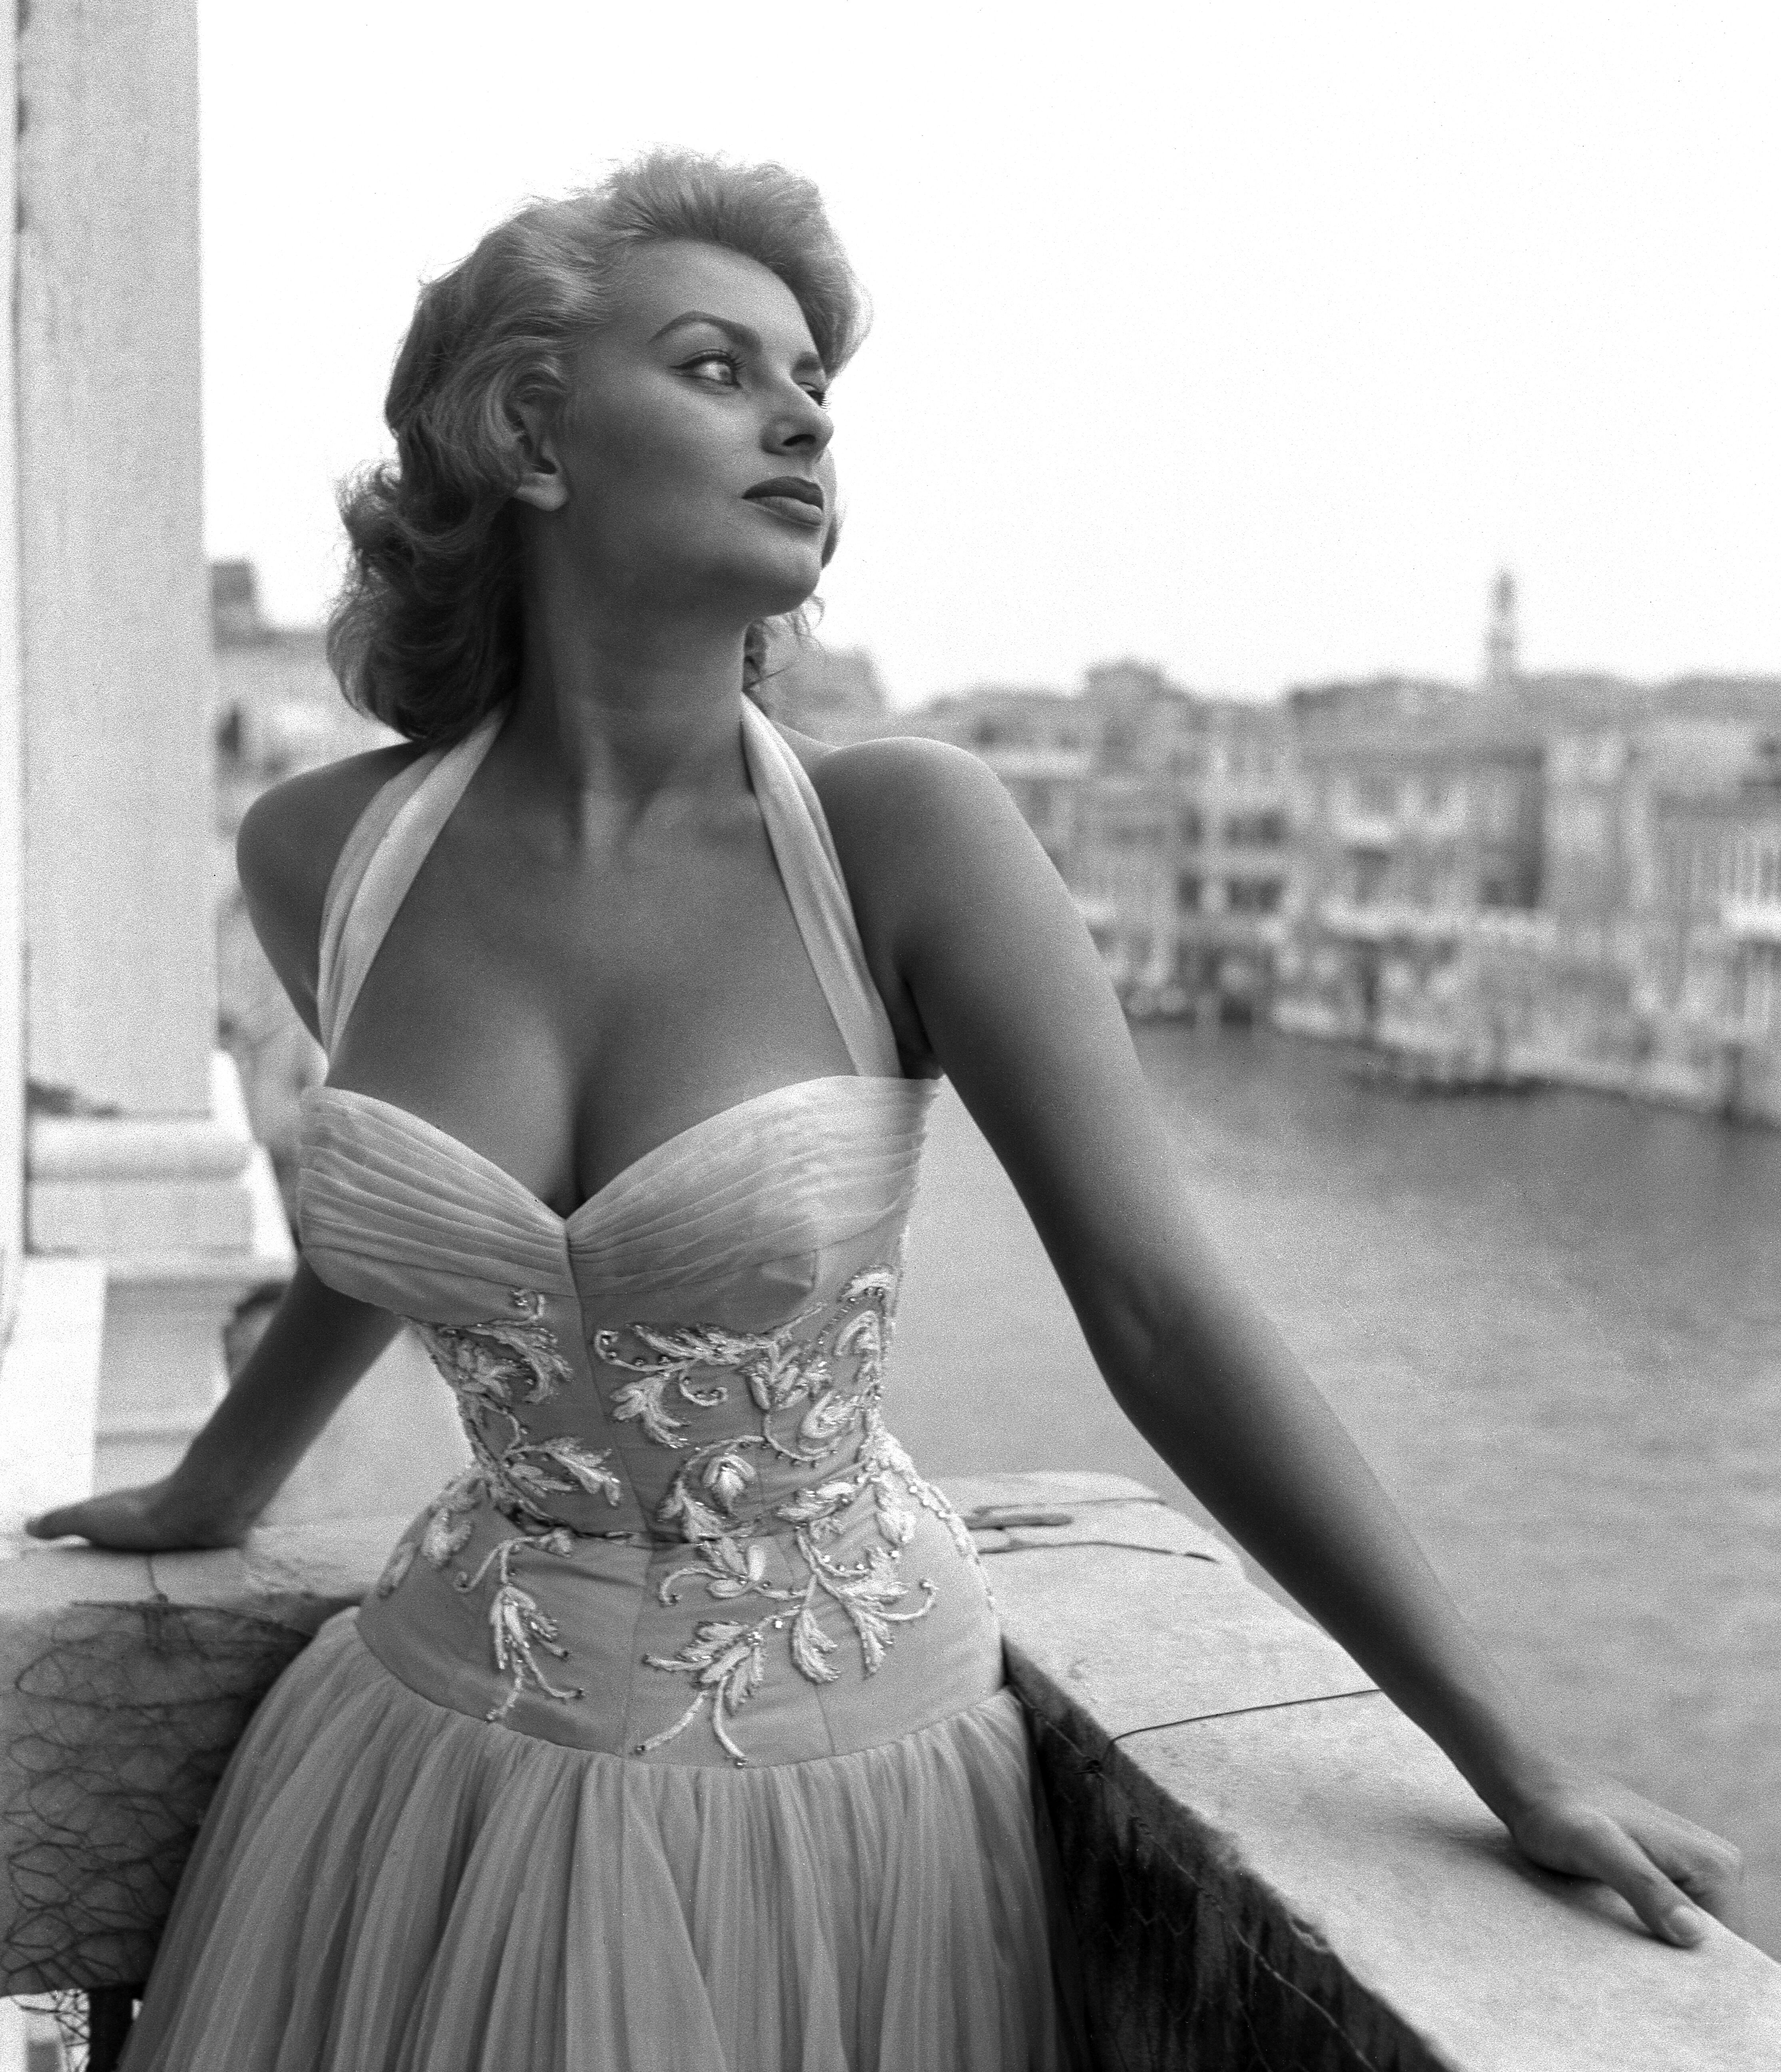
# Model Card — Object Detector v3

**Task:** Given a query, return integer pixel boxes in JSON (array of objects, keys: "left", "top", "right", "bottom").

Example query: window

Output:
[
  {"left": 1351, "top": 852, "right": 1389, "bottom": 904},
  {"left": 1176, "top": 872, "right": 1203, "bottom": 913},
  {"left": 1226, "top": 878, "right": 1284, "bottom": 915},
  {"left": 1221, "top": 810, "right": 1288, "bottom": 848}
]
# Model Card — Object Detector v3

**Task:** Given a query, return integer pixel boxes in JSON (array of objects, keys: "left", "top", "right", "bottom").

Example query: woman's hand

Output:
[
  {"left": 1497, "top": 1757, "right": 1745, "bottom": 1946},
  {"left": 19, "top": 1262, "right": 403, "bottom": 1560},
  {"left": 24, "top": 1478, "right": 253, "bottom": 1554}
]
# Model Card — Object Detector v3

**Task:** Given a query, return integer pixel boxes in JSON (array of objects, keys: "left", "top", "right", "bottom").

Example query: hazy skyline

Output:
[{"left": 200, "top": 4, "right": 1778, "bottom": 709}]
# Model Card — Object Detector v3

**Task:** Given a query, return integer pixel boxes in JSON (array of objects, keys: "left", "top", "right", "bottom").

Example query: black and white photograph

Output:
[{"left": 0, "top": 4, "right": 1777, "bottom": 2067}]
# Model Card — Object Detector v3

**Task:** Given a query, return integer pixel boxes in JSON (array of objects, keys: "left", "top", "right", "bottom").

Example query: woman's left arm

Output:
[{"left": 823, "top": 736, "right": 1744, "bottom": 1946}]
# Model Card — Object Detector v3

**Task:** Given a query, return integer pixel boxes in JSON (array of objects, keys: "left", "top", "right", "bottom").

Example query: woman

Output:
[{"left": 30, "top": 149, "right": 1741, "bottom": 2069}]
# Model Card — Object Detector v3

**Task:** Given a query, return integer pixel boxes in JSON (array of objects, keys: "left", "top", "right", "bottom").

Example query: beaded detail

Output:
[
  {"left": 378, "top": 1288, "right": 628, "bottom": 1721},
  {"left": 378, "top": 1269, "right": 984, "bottom": 1751},
  {"left": 595, "top": 1263, "right": 986, "bottom": 1765}
]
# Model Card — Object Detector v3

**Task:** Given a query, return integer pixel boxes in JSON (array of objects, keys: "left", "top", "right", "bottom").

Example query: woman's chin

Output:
[{"left": 715, "top": 556, "right": 825, "bottom": 626}]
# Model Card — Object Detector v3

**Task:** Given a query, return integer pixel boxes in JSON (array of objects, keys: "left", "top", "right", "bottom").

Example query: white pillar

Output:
[
  {"left": 15, "top": 0, "right": 289, "bottom": 1488},
  {"left": 0, "top": 0, "right": 23, "bottom": 1334},
  {"left": 17, "top": 0, "right": 213, "bottom": 1116}
]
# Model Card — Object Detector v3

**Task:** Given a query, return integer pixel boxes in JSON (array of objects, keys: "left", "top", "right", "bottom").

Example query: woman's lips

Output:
[{"left": 744, "top": 492, "right": 825, "bottom": 530}]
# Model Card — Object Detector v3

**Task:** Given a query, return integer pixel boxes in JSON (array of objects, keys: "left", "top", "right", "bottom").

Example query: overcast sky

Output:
[{"left": 199, "top": 3, "right": 1777, "bottom": 709}]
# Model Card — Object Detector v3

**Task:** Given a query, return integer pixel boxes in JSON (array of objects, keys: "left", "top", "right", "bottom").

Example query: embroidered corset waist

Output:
[{"left": 301, "top": 1075, "right": 1000, "bottom": 1769}]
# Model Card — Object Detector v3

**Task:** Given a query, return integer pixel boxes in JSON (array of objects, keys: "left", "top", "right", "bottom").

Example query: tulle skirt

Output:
[{"left": 120, "top": 1611, "right": 1074, "bottom": 2071}]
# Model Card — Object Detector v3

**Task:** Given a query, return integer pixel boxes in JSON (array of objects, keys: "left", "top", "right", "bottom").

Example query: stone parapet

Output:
[
  {"left": 978, "top": 1476, "right": 1781, "bottom": 2070},
  {"left": 1, "top": 1472, "right": 1777, "bottom": 2065},
  {"left": 0, "top": 1259, "right": 105, "bottom": 1540},
  {"left": 24, "top": 1052, "right": 297, "bottom": 1491}
]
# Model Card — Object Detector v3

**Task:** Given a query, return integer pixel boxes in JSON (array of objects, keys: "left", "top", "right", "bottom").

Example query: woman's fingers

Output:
[
  {"left": 23, "top": 1502, "right": 92, "bottom": 1540},
  {"left": 21, "top": 1485, "right": 185, "bottom": 1552},
  {"left": 1636, "top": 1812, "right": 1747, "bottom": 1936},
  {"left": 1516, "top": 1794, "right": 1745, "bottom": 1945},
  {"left": 1567, "top": 1816, "right": 1714, "bottom": 1946}
]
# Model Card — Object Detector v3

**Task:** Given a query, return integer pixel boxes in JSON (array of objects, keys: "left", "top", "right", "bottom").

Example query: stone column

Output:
[
  {"left": 0, "top": 0, "right": 23, "bottom": 1331},
  {"left": 14, "top": 0, "right": 288, "bottom": 1487}
]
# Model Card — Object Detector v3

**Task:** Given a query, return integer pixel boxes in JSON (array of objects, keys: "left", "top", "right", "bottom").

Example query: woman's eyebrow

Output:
[{"left": 648, "top": 310, "right": 825, "bottom": 373}]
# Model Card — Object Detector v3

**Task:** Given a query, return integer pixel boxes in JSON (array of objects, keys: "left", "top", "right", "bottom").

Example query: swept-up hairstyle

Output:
[{"left": 327, "top": 150, "right": 866, "bottom": 745}]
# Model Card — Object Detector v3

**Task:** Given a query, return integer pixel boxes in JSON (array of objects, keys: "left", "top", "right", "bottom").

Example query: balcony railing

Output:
[{"left": 4, "top": 1470, "right": 1778, "bottom": 2069}]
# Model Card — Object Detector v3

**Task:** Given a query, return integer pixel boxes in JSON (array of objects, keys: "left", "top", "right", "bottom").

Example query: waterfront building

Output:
[
  {"left": 1268, "top": 564, "right": 1781, "bottom": 1120},
  {"left": 1641, "top": 737, "right": 1781, "bottom": 1117},
  {"left": 900, "top": 681, "right": 1099, "bottom": 881},
  {"left": 212, "top": 560, "right": 386, "bottom": 786},
  {"left": 906, "top": 663, "right": 1293, "bottom": 1017},
  {"left": 1271, "top": 676, "right": 1545, "bottom": 1051},
  {"left": 758, "top": 635, "right": 892, "bottom": 743}
]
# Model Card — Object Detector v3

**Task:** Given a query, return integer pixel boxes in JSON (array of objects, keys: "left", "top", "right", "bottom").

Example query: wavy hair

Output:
[{"left": 327, "top": 150, "right": 867, "bottom": 745}]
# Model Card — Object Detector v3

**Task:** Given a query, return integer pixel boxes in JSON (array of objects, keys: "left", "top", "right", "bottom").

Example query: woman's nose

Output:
[{"left": 766, "top": 387, "right": 833, "bottom": 457}]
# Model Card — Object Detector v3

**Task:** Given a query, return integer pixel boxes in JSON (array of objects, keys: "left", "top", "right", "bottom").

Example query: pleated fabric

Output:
[{"left": 121, "top": 1616, "right": 1066, "bottom": 2072}]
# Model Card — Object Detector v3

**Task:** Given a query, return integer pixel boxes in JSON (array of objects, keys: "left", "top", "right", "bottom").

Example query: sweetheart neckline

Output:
[{"left": 301, "top": 1075, "right": 934, "bottom": 1234}]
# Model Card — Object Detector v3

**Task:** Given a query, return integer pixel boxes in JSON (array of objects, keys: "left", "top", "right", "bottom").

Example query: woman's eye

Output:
[{"left": 683, "top": 350, "right": 742, "bottom": 386}]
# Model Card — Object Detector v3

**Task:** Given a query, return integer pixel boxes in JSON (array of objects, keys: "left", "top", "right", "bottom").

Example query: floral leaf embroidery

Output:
[
  {"left": 375, "top": 1536, "right": 417, "bottom": 1599},
  {"left": 542, "top": 1436, "right": 625, "bottom": 1499},
  {"left": 413, "top": 1287, "right": 573, "bottom": 1408},
  {"left": 797, "top": 1390, "right": 861, "bottom": 1451},
  {"left": 657, "top": 1481, "right": 729, "bottom": 1546},
  {"left": 395, "top": 1287, "right": 636, "bottom": 1720},
  {"left": 501, "top": 1436, "right": 625, "bottom": 1512},
  {"left": 700, "top": 1449, "right": 757, "bottom": 1512},
  {"left": 790, "top": 1603, "right": 840, "bottom": 1684},
  {"left": 602, "top": 1254, "right": 986, "bottom": 1763},
  {"left": 639, "top": 1619, "right": 768, "bottom": 1765},
  {"left": 609, "top": 1376, "right": 689, "bottom": 1448},
  {"left": 419, "top": 1468, "right": 486, "bottom": 1568},
  {"left": 456, "top": 1530, "right": 584, "bottom": 1723}
]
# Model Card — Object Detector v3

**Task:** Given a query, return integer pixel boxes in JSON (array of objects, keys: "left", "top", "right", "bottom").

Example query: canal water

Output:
[{"left": 889, "top": 1026, "right": 1781, "bottom": 1957}]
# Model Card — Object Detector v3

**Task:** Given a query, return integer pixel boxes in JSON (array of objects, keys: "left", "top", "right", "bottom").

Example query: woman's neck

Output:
[{"left": 499, "top": 584, "right": 755, "bottom": 828}]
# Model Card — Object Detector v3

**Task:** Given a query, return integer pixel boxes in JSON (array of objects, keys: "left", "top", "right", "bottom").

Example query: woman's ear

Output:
[{"left": 511, "top": 401, "right": 570, "bottom": 513}]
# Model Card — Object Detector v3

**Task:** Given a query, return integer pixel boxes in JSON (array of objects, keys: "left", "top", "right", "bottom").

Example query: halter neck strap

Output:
[
  {"left": 313, "top": 702, "right": 901, "bottom": 1078},
  {"left": 739, "top": 700, "right": 900, "bottom": 1077},
  {"left": 316, "top": 715, "right": 502, "bottom": 1058}
]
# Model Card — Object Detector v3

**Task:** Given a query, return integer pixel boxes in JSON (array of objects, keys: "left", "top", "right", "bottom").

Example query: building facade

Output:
[
  {"left": 907, "top": 662, "right": 1295, "bottom": 1019},
  {"left": 1272, "top": 676, "right": 1545, "bottom": 1052}
]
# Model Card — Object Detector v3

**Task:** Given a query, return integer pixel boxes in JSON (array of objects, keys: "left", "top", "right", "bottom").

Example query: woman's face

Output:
[{"left": 522, "top": 239, "right": 838, "bottom": 625}]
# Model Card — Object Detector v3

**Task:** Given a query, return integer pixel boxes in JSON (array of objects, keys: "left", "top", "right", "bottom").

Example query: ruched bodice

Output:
[{"left": 294, "top": 701, "right": 994, "bottom": 1767}]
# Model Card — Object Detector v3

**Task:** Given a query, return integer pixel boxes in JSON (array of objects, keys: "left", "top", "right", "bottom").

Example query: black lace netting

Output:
[{"left": 3, "top": 1600, "right": 311, "bottom": 1998}]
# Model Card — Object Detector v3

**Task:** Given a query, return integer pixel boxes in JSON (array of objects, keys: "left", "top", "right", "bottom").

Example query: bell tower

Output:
[{"left": 1482, "top": 568, "right": 1519, "bottom": 693}]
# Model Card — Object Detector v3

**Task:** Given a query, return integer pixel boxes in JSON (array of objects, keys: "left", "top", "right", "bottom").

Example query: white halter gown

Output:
[{"left": 120, "top": 700, "right": 1074, "bottom": 2072}]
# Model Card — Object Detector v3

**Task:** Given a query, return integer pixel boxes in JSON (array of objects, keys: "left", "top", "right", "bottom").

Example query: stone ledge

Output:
[
  {"left": 965, "top": 1474, "right": 1781, "bottom": 2072},
  {"left": 0, "top": 1258, "right": 106, "bottom": 1539},
  {"left": 1, "top": 1475, "right": 1777, "bottom": 2069}
]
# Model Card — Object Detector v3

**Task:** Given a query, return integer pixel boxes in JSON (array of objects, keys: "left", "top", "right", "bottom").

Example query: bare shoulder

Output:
[
  {"left": 235, "top": 741, "right": 427, "bottom": 1033},
  {"left": 783, "top": 727, "right": 1024, "bottom": 878}
]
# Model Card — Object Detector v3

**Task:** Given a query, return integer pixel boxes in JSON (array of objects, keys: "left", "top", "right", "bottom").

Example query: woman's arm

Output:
[
  {"left": 26, "top": 1261, "right": 402, "bottom": 1550},
  {"left": 821, "top": 736, "right": 1744, "bottom": 1946},
  {"left": 27, "top": 747, "right": 425, "bottom": 1551}
]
